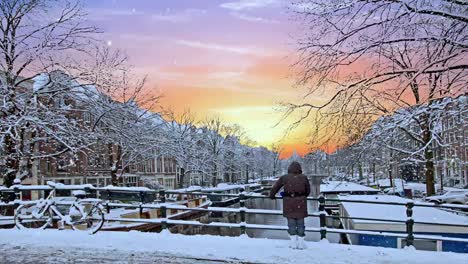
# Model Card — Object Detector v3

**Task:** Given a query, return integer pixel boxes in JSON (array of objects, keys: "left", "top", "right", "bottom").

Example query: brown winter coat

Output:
[{"left": 269, "top": 162, "right": 311, "bottom": 219}]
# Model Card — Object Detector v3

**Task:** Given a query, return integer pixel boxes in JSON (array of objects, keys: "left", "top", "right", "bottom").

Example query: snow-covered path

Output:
[
  {"left": 0, "top": 229, "right": 466, "bottom": 264},
  {"left": 0, "top": 244, "right": 223, "bottom": 264}
]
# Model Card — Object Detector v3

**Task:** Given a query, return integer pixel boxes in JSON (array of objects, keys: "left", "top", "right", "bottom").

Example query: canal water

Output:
[
  {"left": 245, "top": 198, "right": 339, "bottom": 242},
  {"left": 174, "top": 197, "right": 340, "bottom": 243}
]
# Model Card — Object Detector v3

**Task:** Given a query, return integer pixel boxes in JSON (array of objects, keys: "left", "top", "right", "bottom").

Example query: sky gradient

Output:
[{"left": 84, "top": 0, "right": 313, "bottom": 158}]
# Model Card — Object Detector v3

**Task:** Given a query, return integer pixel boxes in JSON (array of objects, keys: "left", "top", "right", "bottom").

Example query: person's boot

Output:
[
  {"left": 288, "top": 235, "right": 298, "bottom": 249},
  {"left": 297, "top": 236, "right": 307, "bottom": 249}
]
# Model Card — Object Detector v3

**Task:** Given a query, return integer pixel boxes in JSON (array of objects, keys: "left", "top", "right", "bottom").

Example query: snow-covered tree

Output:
[
  {"left": 0, "top": 0, "right": 158, "bottom": 188},
  {"left": 362, "top": 96, "right": 467, "bottom": 183},
  {"left": 161, "top": 109, "right": 212, "bottom": 187},
  {"left": 199, "top": 116, "right": 245, "bottom": 186},
  {"left": 250, "top": 146, "right": 274, "bottom": 180},
  {"left": 92, "top": 95, "right": 163, "bottom": 186},
  {"left": 270, "top": 144, "right": 283, "bottom": 177},
  {"left": 0, "top": 0, "right": 118, "bottom": 186},
  {"left": 286, "top": 0, "right": 467, "bottom": 195}
]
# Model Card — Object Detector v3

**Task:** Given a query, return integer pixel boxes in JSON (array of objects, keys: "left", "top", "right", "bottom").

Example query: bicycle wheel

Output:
[
  {"left": 69, "top": 201, "right": 105, "bottom": 234},
  {"left": 15, "top": 203, "right": 52, "bottom": 230}
]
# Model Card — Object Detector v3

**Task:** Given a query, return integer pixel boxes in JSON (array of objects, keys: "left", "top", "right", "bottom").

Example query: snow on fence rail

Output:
[
  {"left": 0, "top": 185, "right": 467, "bottom": 249},
  {"left": 2, "top": 183, "right": 466, "bottom": 210}
]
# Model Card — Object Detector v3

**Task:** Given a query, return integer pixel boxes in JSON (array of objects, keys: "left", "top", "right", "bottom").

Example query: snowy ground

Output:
[{"left": 0, "top": 229, "right": 466, "bottom": 264}]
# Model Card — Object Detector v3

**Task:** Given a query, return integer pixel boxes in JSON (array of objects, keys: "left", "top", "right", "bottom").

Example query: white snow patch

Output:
[{"left": 0, "top": 229, "right": 466, "bottom": 264}]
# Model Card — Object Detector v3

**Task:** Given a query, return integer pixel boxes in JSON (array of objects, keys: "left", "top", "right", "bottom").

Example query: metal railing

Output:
[{"left": 1, "top": 185, "right": 467, "bottom": 250}]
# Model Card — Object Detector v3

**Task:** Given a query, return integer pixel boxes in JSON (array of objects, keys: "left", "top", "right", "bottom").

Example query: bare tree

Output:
[
  {"left": 286, "top": 0, "right": 467, "bottom": 195},
  {"left": 270, "top": 143, "right": 284, "bottom": 176}
]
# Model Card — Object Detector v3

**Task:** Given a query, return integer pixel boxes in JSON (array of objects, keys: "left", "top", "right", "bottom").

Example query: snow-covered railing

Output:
[
  {"left": 1, "top": 183, "right": 158, "bottom": 193},
  {"left": 161, "top": 190, "right": 468, "bottom": 248},
  {"left": 1, "top": 185, "right": 467, "bottom": 250}
]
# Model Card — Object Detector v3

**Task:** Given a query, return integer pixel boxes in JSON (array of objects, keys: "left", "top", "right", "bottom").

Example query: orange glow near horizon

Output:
[{"left": 151, "top": 55, "right": 323, "bottom": 159}]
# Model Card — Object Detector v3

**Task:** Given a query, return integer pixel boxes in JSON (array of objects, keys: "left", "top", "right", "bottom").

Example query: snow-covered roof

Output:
[
  {"left": 244, "top": 183, "right": 261, "bottom": 188},
  {"left": 203, "top": 183, "right": 244, "bottom": 192},
  {"left": 258, "top": 177, "right": 279, "bottom": 182},
  {"left": 339, "top": 195, "right": 468, "bottom": 227},
  {"left": 377, "top": 179, "right": 405, "bottom": 188},
  {"left": 168, "top": 186, "right": 203, "bottom": 193},
  {"left": 321, "top": 181, "right": 380, "bottom": 194},
  {"left": 33, "top": 72, "right": 100, "bottom": 101},
  {"left": 99, "top": 185, "right": 155, "bottom": 192},
  {"left": 386, "top": 182, "right": 462, "bottom": 193},
  {"left": 48, "top": 182, "right": 95, "bottom": 190}
]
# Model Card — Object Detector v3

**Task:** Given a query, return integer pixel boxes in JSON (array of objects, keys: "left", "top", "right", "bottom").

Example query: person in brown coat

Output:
[{"left": 269, "top": 161, "right": 310, "bottom": 249}]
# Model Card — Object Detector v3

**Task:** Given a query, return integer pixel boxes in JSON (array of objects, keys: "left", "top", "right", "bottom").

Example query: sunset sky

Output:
[{"left": 84, "top": 0, "right": 316, "bottom": 158}]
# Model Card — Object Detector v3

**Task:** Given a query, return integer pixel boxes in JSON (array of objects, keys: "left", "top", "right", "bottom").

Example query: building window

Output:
[
  {"left": 165, "top": 179, "right": 174, "bottom": 189},
  {"left": 87, "top": 178, "right": 97, "bottom": 186},
  {"left": 46, "top": 159, "right": 52, "bottom": 174},
  {"left": 98, "top": 178, "right": 105, "bottom": 187},
  {"left": 164, "top": 158, "right": 173, "bottom": 173},
  {"left": 157, "top": 157, "right": 162, "bottom": 173}
]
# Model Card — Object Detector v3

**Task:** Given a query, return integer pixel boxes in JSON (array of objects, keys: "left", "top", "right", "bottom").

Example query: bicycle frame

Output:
[
  {"left": 15, "top": 185, "right": 105, "bottom": 233},
  {"left": 19, "top": 188, "right": 76, "bottom": 225}
]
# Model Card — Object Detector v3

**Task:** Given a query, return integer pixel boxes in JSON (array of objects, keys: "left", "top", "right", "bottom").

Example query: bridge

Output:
[{"left": 0, "top": 184, "right": 467, "bottom": 263}]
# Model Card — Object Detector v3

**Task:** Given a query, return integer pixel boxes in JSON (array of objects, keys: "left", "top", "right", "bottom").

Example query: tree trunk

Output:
[
  {"left": 372, "top": 162, "right": 376, "bottom": 183},
  {"left": 211, "top": 163, "right": 217, "bottom": 187},
  {"left": 358, "top": 163, "right": 363, "bottom": 180},
  {"left": 422, "top": 116, "right": 436, "bottom": 196},
  {"left": 2, "top": 76, "right": 19, "bottom": 187},
  {"left": 178, "top": 168, "right": 185, "bottom": 188},
  {"left": 245, "top": 165, "right": 249, "bottom": 184},
  {"left": 389, "top": 165, "right": 393, "bottom": 188},
  {"left": 424, "top": 147, "right": 436, "bottom": 196},
  {"left": 3, "top": 134, "right": 19, "bottom": 187},
  {"left": 224, "top": 172, "right": 229, "bottom": 183},
  {"left": 18, "top": 126, "right": 35, "bottom": 181},
  {"left": 110, "top": 144, "right": 121, "bottom": 186}
]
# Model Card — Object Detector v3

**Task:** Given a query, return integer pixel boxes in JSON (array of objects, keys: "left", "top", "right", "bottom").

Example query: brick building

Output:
[{"left": 1, "top": 72, "right": 179, "bottom": 189}]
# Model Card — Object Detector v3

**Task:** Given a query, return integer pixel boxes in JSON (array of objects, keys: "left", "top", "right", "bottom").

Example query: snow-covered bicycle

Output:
[{"left": 14, "top": 185, "right": 105, "bottom": 234}]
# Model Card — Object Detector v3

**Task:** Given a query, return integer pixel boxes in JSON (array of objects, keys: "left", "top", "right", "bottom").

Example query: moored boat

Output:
[
  {"left": 101, "top": 186, "right": 211, "bottom": 232},
  {"left": 338, "top": 195, "right": 468, "bottom": 253}
]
